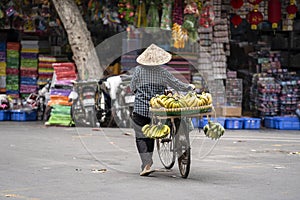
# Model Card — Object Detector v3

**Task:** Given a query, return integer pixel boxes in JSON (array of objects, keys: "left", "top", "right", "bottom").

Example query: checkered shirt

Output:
[{"left": 130, "top": 65, "right": 192, "bottom": 118}]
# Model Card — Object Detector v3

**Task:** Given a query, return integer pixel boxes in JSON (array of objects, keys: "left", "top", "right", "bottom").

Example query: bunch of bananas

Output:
[
  {"left": 150, "top": 92, "right": 213, "bottom": 110},
  {"left": 172, "top": 23, "right": 188, "bottom": 49},
  {"left": 203, "top": 121, "right": 225, "bottom": 140},
  {"left": 183, "top": 91, "right": 212, "bottom": 107},
  {"left": 149, "top": 94, "right": 187, "bottom": 109},
  {"left": 142, "top": 123, "right": 171, "bottom": 139}
]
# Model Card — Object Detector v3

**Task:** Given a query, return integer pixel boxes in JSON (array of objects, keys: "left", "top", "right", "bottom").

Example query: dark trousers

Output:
[{"left": 131, "top": 112, "right": 154, "bottom": 170}]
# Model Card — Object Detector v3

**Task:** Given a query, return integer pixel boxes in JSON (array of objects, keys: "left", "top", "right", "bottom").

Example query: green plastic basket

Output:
[{"left": 150, "top": 105, "right": 213, "bottom": 117}]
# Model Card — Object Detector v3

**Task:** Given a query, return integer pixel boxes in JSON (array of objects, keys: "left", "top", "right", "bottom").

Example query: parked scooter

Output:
[
  {"left": 71, "top": 80, "right": 98, "bottom": 127},
  {"left": 25, "top": 80, "right": 51, "bottom": 121},
  {"left": 95, "top": 78, "right": 114, "bottom": 127},
  {"left": 113, "top": 73, "right": 134, "bottom": 128}
]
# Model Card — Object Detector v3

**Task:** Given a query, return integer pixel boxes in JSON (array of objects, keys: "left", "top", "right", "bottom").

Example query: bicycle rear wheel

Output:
[
  {"left": 177, "top": 122, "right": 191, "bottom": 178},
  {"left": 156, "top": 126, "right": 176, "bottom": 169}
]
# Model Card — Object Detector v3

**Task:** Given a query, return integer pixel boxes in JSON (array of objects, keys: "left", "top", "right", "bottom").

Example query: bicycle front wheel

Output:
[
  {"left": 177, "top": 122, "right": 191, "bottom": 178},
  {"left": 156, "top": 129, "right": 176, "bottom": 169}
]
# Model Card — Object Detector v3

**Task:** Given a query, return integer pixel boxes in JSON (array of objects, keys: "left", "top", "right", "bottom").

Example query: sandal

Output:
[{"left": 140, "top": 164, "right": 154, "bottom": 176}]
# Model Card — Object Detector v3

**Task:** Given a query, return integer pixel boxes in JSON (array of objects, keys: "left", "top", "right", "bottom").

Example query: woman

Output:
[{"left": 130, "top": 44, "right": 195, "bottom": 176}]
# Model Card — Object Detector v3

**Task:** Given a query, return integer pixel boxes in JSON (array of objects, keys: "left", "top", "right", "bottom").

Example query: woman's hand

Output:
[{"left": 188, "top": 84, "right": 195, "bottom": 90}]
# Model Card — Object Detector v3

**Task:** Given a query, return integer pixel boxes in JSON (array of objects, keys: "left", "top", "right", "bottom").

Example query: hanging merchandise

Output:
[
  {"left": 246, "top": 10, "right": 263, "bottom": 30},
  {"left": 102, "top": 6, "right": 121, "bottom": 26},
  {"left": 172, "top": 0, "right": 184, "bottom": 25},
  {"left": 135, "top": 0, "right": 147, "bottom": 28},
  {"left": 268, "top": 0, "right": 281, "bottom": 29},
  {"left": 147, "top": 1, "right": 159, "bottom": 27},
  {"left": 23, "top": 17, "right": 36, "bottom": 32},
  {"left": 160, "top": 0, "right": 172, "bottom": 30},
  {"left": 246, "top": 0, "right": 263, "bottom": 30},
  {"left": 230, "top": 0, "right": 244, "bottom": 10},
  {"left": 247, "top": 0, "right": 263, "bottom": 6},
  {"left": 230, "top": 0, "right": 243, "bottom": 28},
  {"left": 5, "top": 6, "right": 15, "bottom": 17},
  {"left": 182, "top": 1, "right": 199, "bottom": 43},
  {"left": 118, "top": 0, "right": 135, "bottom": 25},
  {"left": 88, "top": 0, "right": 101, "bottom": 21},
  {"left": 0, "top": 9, "right": 4, "bottom": 19},
  {"left": 199, "top": 1, "right": 215, "bottom": 28},
  {"left": 231, "top": 14, "right": 243, "bottom": 28},
  {"left": 286, "top": 0, "right": 298, "bottom": 19},
  {"left": 172, "top": 23, "right": 188, "bottom": 48}
]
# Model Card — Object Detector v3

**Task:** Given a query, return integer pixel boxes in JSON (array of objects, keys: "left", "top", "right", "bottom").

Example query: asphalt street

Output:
[{"left": 0, "top": 121, "right": 299, "bottom": 200}]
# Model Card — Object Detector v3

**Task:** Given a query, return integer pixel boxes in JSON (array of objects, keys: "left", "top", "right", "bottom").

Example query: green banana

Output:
[{"left": 203, "top": 121, "right": 225, "bottom": 140}]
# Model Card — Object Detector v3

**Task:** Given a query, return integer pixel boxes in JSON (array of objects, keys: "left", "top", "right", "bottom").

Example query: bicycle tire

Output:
[
  {"left": 176, "top": 122, "right": 191, "bottom": 178},
  {"left": 156, "top": 123, "right": 176, "bottom": 169}
]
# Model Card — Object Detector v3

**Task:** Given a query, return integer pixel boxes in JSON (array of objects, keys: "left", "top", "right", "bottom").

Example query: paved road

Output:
[{"left": 0, "top": 121, "right": 299, "bottom": 200}]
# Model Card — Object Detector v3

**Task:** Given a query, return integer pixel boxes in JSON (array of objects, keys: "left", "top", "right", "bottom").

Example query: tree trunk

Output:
[{"left": 51, "top": 0, "right": 102, "bottom": 81}]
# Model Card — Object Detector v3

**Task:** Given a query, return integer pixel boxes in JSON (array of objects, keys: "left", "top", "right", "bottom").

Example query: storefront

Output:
[{"left": 0, "top": 0, "right": 299, "bottom": 129}]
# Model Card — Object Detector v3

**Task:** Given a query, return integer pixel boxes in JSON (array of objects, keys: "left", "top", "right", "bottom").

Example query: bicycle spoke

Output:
[{"left": 156, "top": 134, "right": 175, "bottom": 169}]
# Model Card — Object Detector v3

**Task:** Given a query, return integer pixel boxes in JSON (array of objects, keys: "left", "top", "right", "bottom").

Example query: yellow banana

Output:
[
  {"left": 179, "top": 99, "right": 188, "bottom": 108},
  {"left": 154, "top": 99, "right": 161, "bottom": 108},
  {"left": 191, "top": 97, "right": 198, "bottom": 107},
  {"left": 156, "top": 98, "right": 166, "bottom": 108},
  {"left": 165, "top": 98, "right": 174, "bottom": 108},
  {"left": 142, "top": 124, "right": 150, "bottom": 133},
  {"left": 159, "top": 94, "right": 167, "bottom": 100},
  {"left": 163, "top": 125, "right": 170, "bottom": 134},
  {"left": 161, "top": 96, "right": 169, "bottom": 104},
  {"left": 186, "top": 97, "right": 194, "bottom": 107},
  {"left": 143, "top": 125, "right": 151, "bottom": 137},
  {"left": 206, "top": 93, "right": 212, "bottom": 104},
  {"left": 154, "top": 126, "right": 163, "bottom": 138},
  {"left": 150, "top": 125, "right": 159, "bottom": 138},
  {"left": 200, "top": 95, "right": 208, "bottom": 105}
]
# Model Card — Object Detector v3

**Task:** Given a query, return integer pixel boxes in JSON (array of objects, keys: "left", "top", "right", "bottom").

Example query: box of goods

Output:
[
  {"left": 7, "top": 42, "right": 20, "bottom": 51},
  {"left": 21, "top": 52, "right": 38, "bottom": 59},
  {"left": 52, "top": 62, "right": 75, "bottom": 72},
  {"left": 274, "top": 117, "right": 300, "bottom": 130},
  {"left": 0, "top": 110, "right": 11, "bottom": 121},
  {"left": 10, "top": 110, "right": 37, "bottom": 121},
  {"left": 222, "top": 106, "right": 242, "bottom": 117},
  {"left": 6, "top": 50, "right": 20, "bottom": 59},
  {"left": 20, "top": 69, "right": 38, "bottom": 77},
  {"left": 6, "top": 57, "right": 19, "bottom": 66},
  {"left": 6, "top": 68, "right": 19, "bottom": 75},
  {"left": 264, "top": 116, "right": 278, "bottom": 129},
  {"left": 20, "top": 77, "right": 37, "bottom": 85},
  {"left": 243, "top": 117, "right": 261, "bottom": 129},
  {"left": 225, "top": 118, "right": 244, "bottom": 129},
  {"left": 227, "top": 70, "right": 237, "bottom": 78},
  {"left": 0, "top": 42, "right": 6, "bottom": 51},
  {"left": 20, "top": 85, "right": 38, "bottom": 94},
  {"left": 21, "top": 59, "right": 38, "bottom": 68},
  {"left": 0, "top": 52, "right": 6, "bottom": 62}
]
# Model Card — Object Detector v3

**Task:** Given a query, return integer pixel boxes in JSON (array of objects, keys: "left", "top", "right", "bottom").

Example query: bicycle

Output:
[{"left": 153, "top": 110, "right": 214, "bottom": 179}]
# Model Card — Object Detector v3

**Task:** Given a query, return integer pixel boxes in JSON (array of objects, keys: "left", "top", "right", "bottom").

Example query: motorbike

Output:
[
  {"left": 71, "top": 81, "right": 98, "bottom": 127},
  {"left": 94, "top": 72, "right": 135, "bottom": 128},
  {"left": 94, "top": 78, "right": 114, "bottom": 127},
  {"left": 25, "top": 80, "right": 51, "bottom": 121},
  {"left": 113, "top": 74, "right": 135, "bottom": 128}
]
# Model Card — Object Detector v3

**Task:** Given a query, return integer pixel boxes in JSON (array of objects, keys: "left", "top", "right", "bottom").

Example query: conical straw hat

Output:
[{"left": 136, "top": 44, "right": 172, "bottom": 66}]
